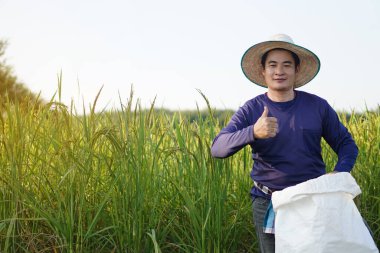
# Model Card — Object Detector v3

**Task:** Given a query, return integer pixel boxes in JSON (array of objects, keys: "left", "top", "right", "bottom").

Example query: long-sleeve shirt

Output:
[{"left": 211, "top": 91, "right": 358, "bottom": 198}]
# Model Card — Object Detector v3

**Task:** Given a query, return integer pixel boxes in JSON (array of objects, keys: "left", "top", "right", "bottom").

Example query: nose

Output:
[{"left": 275, "top": 66, "right": 285, "bottom": 75}]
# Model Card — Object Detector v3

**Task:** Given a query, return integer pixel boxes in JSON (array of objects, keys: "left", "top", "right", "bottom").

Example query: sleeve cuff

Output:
[{"left": 247, "top": 125, "right": 256, "bottom": 143}]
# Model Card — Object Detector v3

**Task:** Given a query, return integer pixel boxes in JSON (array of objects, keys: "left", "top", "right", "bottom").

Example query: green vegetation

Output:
[
  {"left": 0, "top": 40, "right": 43, "bottom": 109},
  {"left": 0, "top": 88, "right": 379, "bottom": 252}
]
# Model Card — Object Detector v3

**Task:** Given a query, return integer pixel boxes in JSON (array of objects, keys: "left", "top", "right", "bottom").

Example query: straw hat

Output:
[{"left": 241, "top": 34, "right": 320, "bottom": 88}]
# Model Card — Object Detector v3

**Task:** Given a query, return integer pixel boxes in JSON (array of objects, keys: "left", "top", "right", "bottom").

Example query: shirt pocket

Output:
[{"left": 302, "top": 129, "right": 321, "bottom": 154}]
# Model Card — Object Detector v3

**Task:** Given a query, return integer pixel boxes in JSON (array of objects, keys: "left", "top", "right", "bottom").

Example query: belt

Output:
[{"left": 254, "top": 181, "right": 275, "bottom": 195}]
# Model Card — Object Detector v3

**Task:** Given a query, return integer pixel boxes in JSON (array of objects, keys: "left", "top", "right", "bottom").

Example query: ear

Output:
[
  {"left": 261, "top": 66, "right": 266, "bottom": 76},
  {"left": 295, "top": 65, "right": 300, "bottom": 73}
]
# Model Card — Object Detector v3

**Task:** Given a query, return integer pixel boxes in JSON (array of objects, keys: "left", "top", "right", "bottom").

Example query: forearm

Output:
[
  {"left": 333, "top": 139, "right": 359, "bottom": 172},
  {"left": 322, "top": 102, "right": 359, "bottom": 172},
  {"left": 211, "top": 125, "right": 254, "bottom": 158}
]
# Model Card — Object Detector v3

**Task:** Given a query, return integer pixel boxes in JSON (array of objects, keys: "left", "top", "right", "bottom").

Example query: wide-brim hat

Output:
[{"left": 241, "top": 34, "right": 320, "bottom": 88}]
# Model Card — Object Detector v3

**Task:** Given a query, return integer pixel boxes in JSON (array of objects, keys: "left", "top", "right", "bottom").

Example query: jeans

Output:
[{"left": 252, "top": 197, "right": 275, "bottom": 253}]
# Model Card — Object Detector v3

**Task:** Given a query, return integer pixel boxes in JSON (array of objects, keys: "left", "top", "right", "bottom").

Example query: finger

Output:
[
  {"left": 261, "top": 106, "right": 268, "bottom": 118},
  {"left": 266, "top": 117, "right": 278, "bottom": 123},
  {"left": 270, "top": 124, "right": 278, "bottom": 130},
  {"left": 263, "top": 121, "right": 277, "bottom": 130},
  {"left": 268, "top": 124, "right": 278, "bottom": 134}
]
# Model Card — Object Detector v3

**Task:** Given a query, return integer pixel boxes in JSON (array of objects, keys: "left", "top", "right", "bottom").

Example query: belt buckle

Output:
[{"left": 254, "top": 181, "right": 273, "bottom": 195}]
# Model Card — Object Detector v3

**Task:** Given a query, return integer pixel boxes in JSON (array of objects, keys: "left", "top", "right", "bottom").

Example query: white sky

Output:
[{"left": 0, "top": 0, "right": 379, "bottom": 112}]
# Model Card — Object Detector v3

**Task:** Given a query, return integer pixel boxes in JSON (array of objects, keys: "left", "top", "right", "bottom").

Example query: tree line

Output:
[{"left": 0, "top": 40, "right": 43, "bottom": 110}]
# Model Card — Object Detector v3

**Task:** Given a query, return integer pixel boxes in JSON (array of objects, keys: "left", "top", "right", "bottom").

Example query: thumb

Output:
[{"left": 261, "top": 106, "right": 269, "bottom": 118}]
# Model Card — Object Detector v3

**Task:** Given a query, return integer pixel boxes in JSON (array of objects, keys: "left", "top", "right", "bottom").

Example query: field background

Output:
[{"left": 0, "top": 93, "right": 379, "bottom": 252}]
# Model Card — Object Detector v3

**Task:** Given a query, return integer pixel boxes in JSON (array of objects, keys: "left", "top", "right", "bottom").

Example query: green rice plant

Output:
[
  {"left": 347, "top": 109, "right": 380, "bottom": 238},
  {"left": 0, "top": 89, "right": 378, "bottom": 252}
]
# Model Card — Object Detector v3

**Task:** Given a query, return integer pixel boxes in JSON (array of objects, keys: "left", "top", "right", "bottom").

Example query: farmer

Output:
[{"left": 210, "top": 34, "right": 358, "bottom": 253}]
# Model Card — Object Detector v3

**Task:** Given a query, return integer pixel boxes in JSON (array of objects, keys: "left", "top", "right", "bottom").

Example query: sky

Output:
[{"left": 0, "top": 0, "right": 379, "bottom": 112}]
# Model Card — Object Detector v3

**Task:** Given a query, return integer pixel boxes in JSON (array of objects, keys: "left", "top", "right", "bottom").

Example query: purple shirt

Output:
[{"left": 211, "top": 91, "right": 358, "bottom": 198}]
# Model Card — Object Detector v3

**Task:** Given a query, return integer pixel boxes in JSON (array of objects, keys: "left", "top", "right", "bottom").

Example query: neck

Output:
[{"left": 267, "top": 89, "right": 295, "bottom": 102}]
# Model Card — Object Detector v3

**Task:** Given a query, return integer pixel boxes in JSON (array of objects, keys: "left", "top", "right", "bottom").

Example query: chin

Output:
[{"left": 271, "top": 86, "right": 293, "bottom": 92}]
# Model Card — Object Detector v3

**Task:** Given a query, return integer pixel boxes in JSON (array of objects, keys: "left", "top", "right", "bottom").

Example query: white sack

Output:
[{"left": 272, "top": 172, "right": 378, "bottom": 253}]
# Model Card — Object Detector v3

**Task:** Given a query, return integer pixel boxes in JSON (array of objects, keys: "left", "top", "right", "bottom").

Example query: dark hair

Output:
[{"left": 261, "top": 48, "right": 300, "bottom": 69}]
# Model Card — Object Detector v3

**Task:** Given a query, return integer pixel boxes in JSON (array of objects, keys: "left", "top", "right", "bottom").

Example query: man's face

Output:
[{"left": 261, "top": 49, "right": 298, "bottom": 92}]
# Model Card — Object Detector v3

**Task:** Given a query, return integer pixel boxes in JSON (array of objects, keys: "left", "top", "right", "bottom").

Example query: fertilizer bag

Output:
[{"left": 272, "top": 172, "right": 378, "bottom": 253}]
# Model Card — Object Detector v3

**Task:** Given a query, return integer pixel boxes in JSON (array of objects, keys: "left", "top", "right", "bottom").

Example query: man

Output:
[{"left": 210, "top": 34, "right": 358, "bottom": 253}]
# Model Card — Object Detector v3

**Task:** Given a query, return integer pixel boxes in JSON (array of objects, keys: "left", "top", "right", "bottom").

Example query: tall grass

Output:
[{"left": 0, "top": 93, "right": 378, "bottom": 252}]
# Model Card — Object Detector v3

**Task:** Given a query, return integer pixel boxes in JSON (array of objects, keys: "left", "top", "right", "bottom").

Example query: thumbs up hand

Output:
[{"left": 253, "top": 106, "right": 279, "bottom": 139}]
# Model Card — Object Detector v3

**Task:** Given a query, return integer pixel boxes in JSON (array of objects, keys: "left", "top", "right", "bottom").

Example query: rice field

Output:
[{"left": 0, "top": 92, "right": 379, "bottom": 252}]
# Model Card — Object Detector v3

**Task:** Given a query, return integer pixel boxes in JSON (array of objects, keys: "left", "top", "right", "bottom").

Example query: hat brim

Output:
[{"left": 241, "top": 41, "right": 320, "bottom": 88}]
